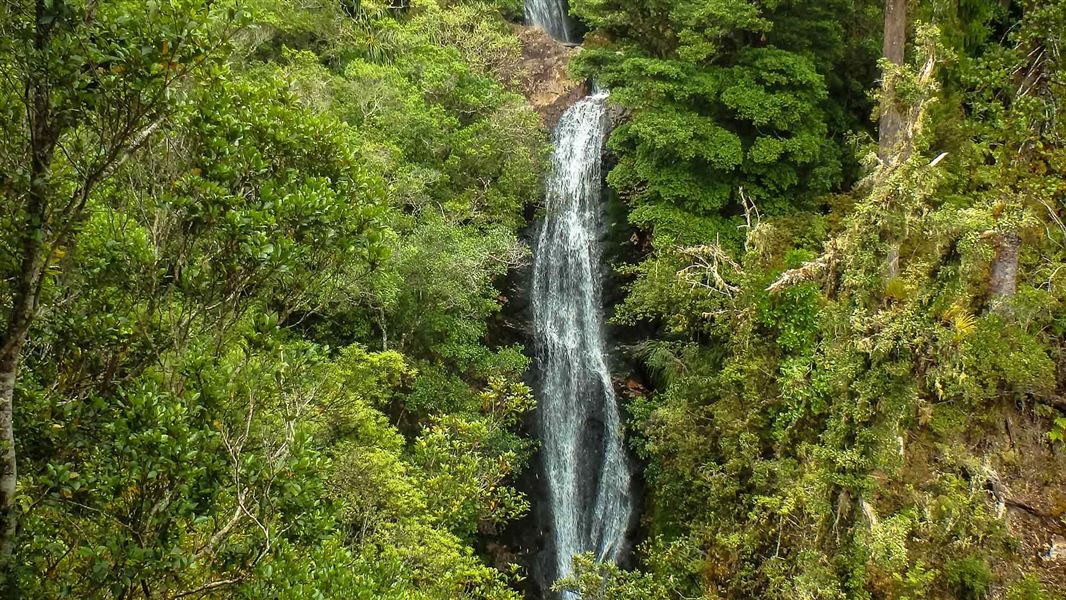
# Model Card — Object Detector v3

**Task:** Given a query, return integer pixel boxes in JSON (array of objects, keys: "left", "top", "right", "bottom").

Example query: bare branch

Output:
[
  {"left": 677, "top": 239, "right": 742, "bottom": 297},
  {"left": 766, "top": 239, "right": 839, "bottom": 294},
  {"left": 168, "top": 578, "right": 242, "bottom": 600}
]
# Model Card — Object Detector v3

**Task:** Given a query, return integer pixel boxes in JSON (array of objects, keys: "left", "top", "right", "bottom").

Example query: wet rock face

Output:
[{"left": 513, "top": 25, "right": 588, "bottom": 129}]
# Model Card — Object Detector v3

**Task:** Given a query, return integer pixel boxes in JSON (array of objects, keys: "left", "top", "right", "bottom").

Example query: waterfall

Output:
[
  {"left": 525, "top": 0, "right": 574, "bottom": 43},
  {"left": 531, "top": 90, "right": 634, "bottom": 593}
]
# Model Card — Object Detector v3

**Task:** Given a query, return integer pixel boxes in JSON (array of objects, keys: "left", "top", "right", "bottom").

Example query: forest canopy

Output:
[
  {"left": 1, "top": 0, "right": 541, "bottom": 597},
  {"left": 1, "top": 0, "right": 1066, "bottom": 598}
]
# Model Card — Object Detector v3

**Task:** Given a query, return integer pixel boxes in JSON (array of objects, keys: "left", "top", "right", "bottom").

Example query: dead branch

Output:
[
  {"left": 169, "top": 578, "right": 242, "bottom": 600},
  {"left": 766, "top": 239, "right": 839, "bottom": 294},
  {"left": 677, "top": 239, "right": 742, "bottom": 296}
]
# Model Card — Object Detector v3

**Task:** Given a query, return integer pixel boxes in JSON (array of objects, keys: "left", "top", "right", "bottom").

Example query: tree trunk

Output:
[
  {"left": 876, "top": 0, "right": 907, "bottom": 285},
  {"left": 0, "top": 351, "right": 19, "bottom": 562},
  {"left": 989, "top": 231, "right": 1021, "bottom": 300},
  {"left": 0, "top": 218, "right": 44, "bottom": 566},
  {"left": 879, "top": 0, "right": 906, "bottom": 161},
  {"left": 0, "top": 6, "right": 55, "bottom": 556},
  {"left": 884, "top": 242, "right": 900, "bottom": 280}
]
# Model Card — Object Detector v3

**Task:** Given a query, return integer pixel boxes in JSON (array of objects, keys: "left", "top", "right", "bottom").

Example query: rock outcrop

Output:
[{"left": 513, "top": 25, "right": 588, "bottom": 129}]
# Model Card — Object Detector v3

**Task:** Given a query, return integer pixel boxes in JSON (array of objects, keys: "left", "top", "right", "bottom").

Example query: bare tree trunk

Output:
[
  {"left": 879, "top": 0, "right": 906, "bottom": 161},
  {"left": 989, "top": 231, "right": 1021, "bottom": 300},
  {"left": 877, "top": 0, "right": 907, "bottom": 285}
]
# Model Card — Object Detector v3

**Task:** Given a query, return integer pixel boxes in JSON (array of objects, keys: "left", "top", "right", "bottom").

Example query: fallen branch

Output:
[
  {"left": 1004, "top": 497, "right": 1061, "bottom": 523},
  {"left": 1037, "top": 395, "right": 1066, "bottom": 411}
]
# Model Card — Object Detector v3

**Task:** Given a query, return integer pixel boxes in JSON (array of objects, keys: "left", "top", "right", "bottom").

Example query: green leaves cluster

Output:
[
  {"left": 3, "top": 0, "right": 544, "bottom": 597},
  {"left": 569, "top": 1, "right": 1066, "bottom": 598},
  {"left": 570, "top": 0, "right": 876, "bottom": 235}
]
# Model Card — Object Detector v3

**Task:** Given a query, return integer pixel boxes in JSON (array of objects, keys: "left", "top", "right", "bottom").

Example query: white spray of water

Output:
[{"left": 531, "top": 91, "right": 633, "bottom": 594}]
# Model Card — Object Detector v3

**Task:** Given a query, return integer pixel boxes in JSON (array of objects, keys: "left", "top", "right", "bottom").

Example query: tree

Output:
[
  {"left": 569, "top": 0, "right": 879, "bottom": 254},
  {"left": 0, "top": 0, "right": 237, "bottom": 569},
  {"left": 977, "top": 1, "right": 1065, "bottom": 307},
  {"left": 879, "top": 0, "right": 907, "bottom": 160}
]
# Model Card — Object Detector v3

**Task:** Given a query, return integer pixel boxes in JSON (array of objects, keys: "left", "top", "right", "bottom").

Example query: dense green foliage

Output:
[
  {"left": 570, "top": 0, "right": 880, "bottom": 243},
  {"left": 2, "top": 0, "right": 542, "bottom": 597},
  {"left": 562, "top": 1, "right": 1066, "bottom": 598},
  {"left": 3, "top": 0, "right": 1066, "bottom": 598}
]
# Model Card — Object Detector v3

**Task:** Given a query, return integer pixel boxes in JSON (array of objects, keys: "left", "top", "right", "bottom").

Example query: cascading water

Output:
[
  {"left": 525, "top": 0, "right": 575, "bottom": 43},
  {"left": 531, "top": 89, "right": 634, "bottom": 594}
]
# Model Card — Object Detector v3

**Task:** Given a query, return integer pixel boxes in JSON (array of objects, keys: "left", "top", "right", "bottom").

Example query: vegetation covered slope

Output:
[
  {"left": 560, "top": 0, "right": 1066, "bottom": 598},
  {"left": 0, "top": 0, "right": 544, "bottom": 597}
]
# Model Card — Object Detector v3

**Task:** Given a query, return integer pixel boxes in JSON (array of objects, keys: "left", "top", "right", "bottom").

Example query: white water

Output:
[
  {"left": 531, "top": 91, "right": 633, "bottom": 592},
  {"left": 525, "top": 0, "right": 574, "bottom": 43}
]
